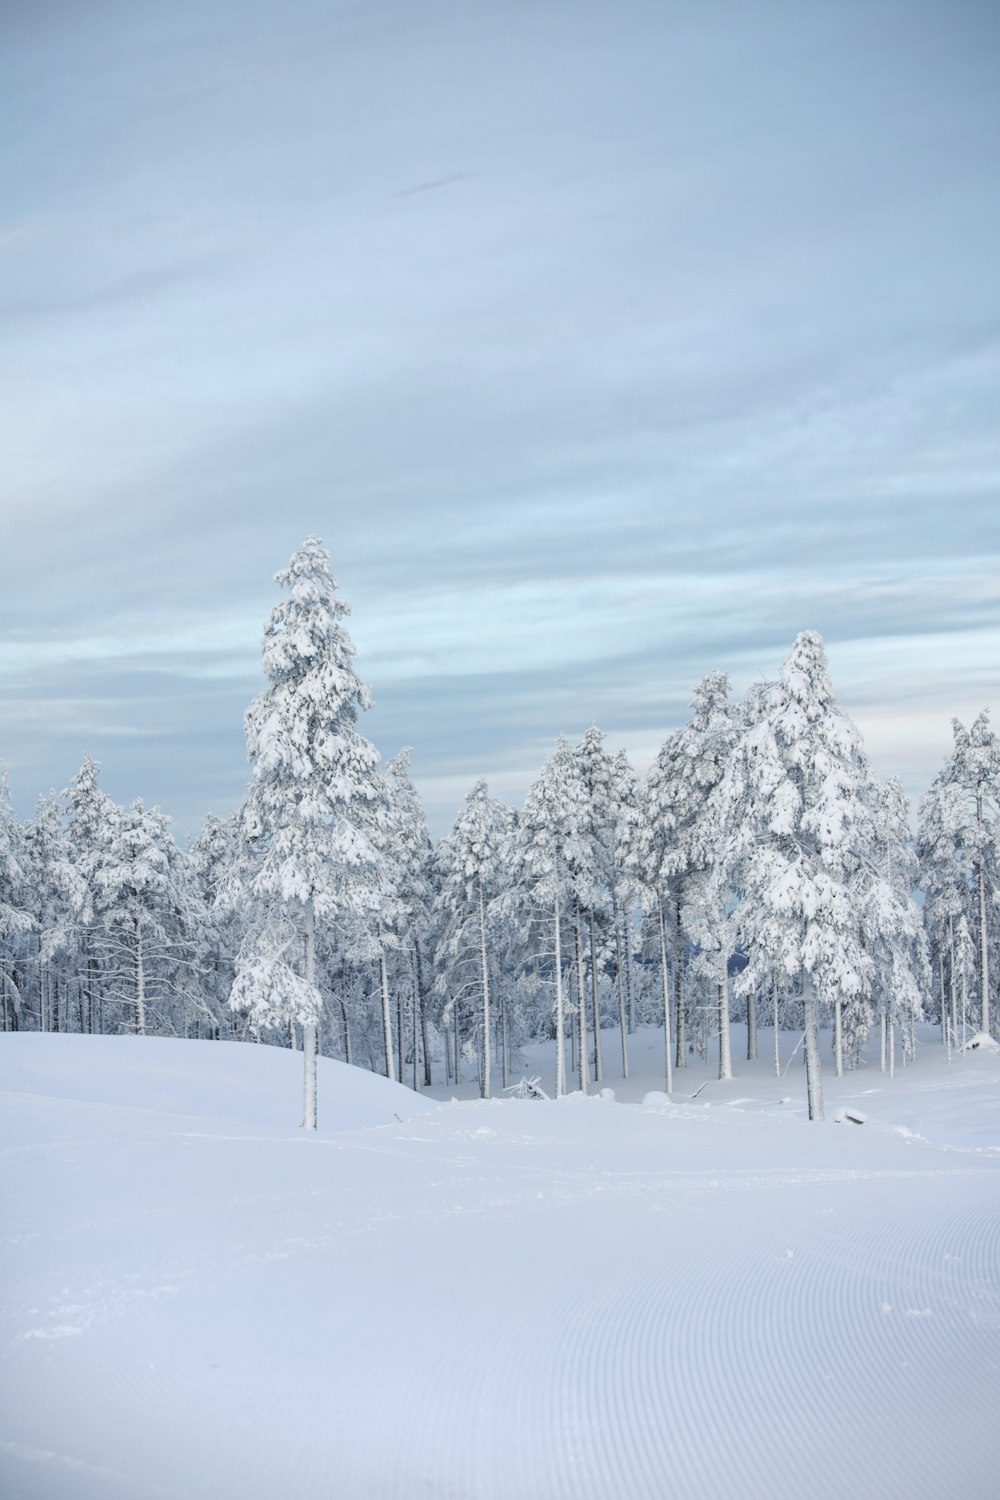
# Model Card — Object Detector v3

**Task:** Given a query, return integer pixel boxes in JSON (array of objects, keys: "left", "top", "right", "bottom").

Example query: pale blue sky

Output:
[{"left": 2, "top": 0, "right": 998, "bottom": 837}]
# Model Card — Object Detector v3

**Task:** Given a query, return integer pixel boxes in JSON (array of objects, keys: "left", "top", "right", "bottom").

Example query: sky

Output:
[{"left": 2, "top": 0, "right": 998, "bottom": 841}]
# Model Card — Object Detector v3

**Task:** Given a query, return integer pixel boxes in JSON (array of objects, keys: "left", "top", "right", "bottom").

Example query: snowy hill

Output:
[
  {"left": 0, "top": 1032, "right": 434, "bottom": 1132},
  {"left": 2, "top": 1030, "right": 998, "bottom": 1500}
]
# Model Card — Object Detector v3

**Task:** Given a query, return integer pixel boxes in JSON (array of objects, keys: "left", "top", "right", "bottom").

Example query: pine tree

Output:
[
  {"left": 435, "top": 779, "right": 516, "bottom": 1098},
  {"left": 62, "top": 755, "right": 117, "bottom": 1035},
  {"left": 96, "top": 798, "right": 179, "bottom": 1036},
  {"left": 866, "top": 776, "right": 927, "bottom": 1070},
  {"left": 715, "top": 632, "right": 899, "bottom": 1120},
  {"left": 371, "top": 749, "right": 434, "bottom": 1087},
  {"left": 233, "top": 536, "right": 386, "bottom": 1128},
  {"left": 918, "top": 713, "right": 999, "bottom": 1041},
  {"left": 21, "top": 792, "right": 80, "bottom": 1031},
  {"left": 608, "top": 747, "right": 643, "bottom": 1076},
  {"left": 0, "top": 766, "right": 33, "bottom": 1031},
  {"left": 516, "top": 737, "right": 600, "bottom": 1097}
]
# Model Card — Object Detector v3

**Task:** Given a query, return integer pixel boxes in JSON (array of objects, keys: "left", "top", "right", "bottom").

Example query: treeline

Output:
[{"left": 1, "top": 539, "right": 996, "bottom": 1123}]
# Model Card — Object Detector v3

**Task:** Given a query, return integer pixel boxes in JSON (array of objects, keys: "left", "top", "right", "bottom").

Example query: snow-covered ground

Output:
[{"left": 2, "top": 1028, "right": 998, "bottom": 1500}]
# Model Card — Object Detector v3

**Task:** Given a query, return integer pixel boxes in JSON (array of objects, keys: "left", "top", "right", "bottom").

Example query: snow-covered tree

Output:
[
  {"left": 435, "top": 779, "right": 516, "bottom": 1097},
  {"left": 21, "top": 792, "right": 80, "bottom": 1031},
  {"left": 0, "top": 766, "right": 33, "bottom": 1030},
  {"left": 608, "top": 749, "right": 642, "bottom": 1072},
  {"left": 96, "top": 797, "right": 182, "bottom": 1036},
  {"left": 918, "top": 713, "right": 998, "bottom": 1042},
  {"left": 369, "top": 749, "right": 434, "bottom": 1087},
  {"left": 233, "top": 536, "right": 386, "bottom": 1128},
  {"left": 189, "top": 812, "right": 243, "bottom": 1038},
  {"left": 515, "top": 737, "right": 600, "bottom": 1097},
  {"left": 865, "top": 776, "right": 927, "bottom": 1072},
  {"left": 631, "top": 675, "right": 737, "bottom": 1090},
  {"left": 715, "top": 632, "right": 911, "bottom": 1120}
]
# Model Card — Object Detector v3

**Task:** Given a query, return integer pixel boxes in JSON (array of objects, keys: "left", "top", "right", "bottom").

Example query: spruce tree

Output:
[
  {"left": 232, "top": 536, "right": 385, "bottom": 1128},
  {"left": 715, "top": 632, "right": 903, "bottom": 1119}
]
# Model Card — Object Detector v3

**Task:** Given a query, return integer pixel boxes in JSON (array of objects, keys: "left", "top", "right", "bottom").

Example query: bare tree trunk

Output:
[
  {"left": 501, "top": 977, "right": 510, "bottom": 1089},
  {"left": 554, "top": 893, "right": 565, "bottom": 1098},
  {"left": 614, "top": 904, "right": 629, "bottom": 1080},
  {"left": 880, "top": 1010, "right": 887, "bottom": 1073},
  {"left": 453, "top": 1003, "right": 460, "bottom": 1085},
  {"left": 574, "top": 901, "right": 588, "bottom": 1095},
  {"left": 339, "top": 994, "right": 352, "bottom": 1066},
  {"left": 674, "top": 897, "right": 686, "bottom": 1068},
  {"left": 479, "top": 878, "right": 491, "bottom": 1099},
  {"left": 411, "top": 980, "right": 418, "bottom": 1092},
  {"left": 414, "top": 940, "right": 431, "bottom": 1087},
  {"left": 773, "top": 987, "right": 780, "bottom": 1077},
  {"left": 978, "top": 855, "right": 991, "bottom": 1037},
  {"left": 834, "top": 998, "right": 843, "bottom": 1076},
  {"left": 656, "top": 898, "right": 674, "bottom": 1095},
  {"left": 589, "top": 912, "right": 603, "bottom": 1084},
  {"left": 718, "top": 977, "right": 732, "bottom": 1081},
  {"left": 301, "top": 899, "right": 318, "bottom": 1130},
  {"left": 948, "top": 918, "right": 958, "bottom": 1043},
  {"left": 134, "top": 916, "right": 147, "bottom": 1037},
  {"left": 747, "top": 990, "right": 757, "bottom": 1061},
  {"left": 803, "top": 974, "right": 824, "bottom": 1121},
  {"left": 378, "top": 925, "right": 395, "bottom": 1083},
  {"left": 624, "top": 918, "right": 635, "bottom": 1032}
]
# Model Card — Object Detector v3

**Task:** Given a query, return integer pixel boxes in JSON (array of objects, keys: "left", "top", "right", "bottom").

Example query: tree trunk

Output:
[
  {"left": 454, "top": 1003, "right": 460, "bottom": 1086},
  {"left": 948, "top": 919, "right": 958, "bottom": 1044},
  {"left": 378, "top": 925, "right": 395, "bottom": 1083},
  {"left": 656, "top": 898, "right": 674, "bottom": 1095},
  {"left": 624, "top": 918, "right": 635, "bottom": 1032},
  {"left": 501, "top": 978, "right": 510, "bottom": 1090},
  {"left": 773, "top": 987, "right": 780, "bottom": 1077},
  {"left": 589, "top": 912, "right": 603, "bottom": 1084},
  {"left": 574, "top": 901, "right": 588, "bottom": 1095},
  {"left": 747, "top": 990, "right": 757, "bottom": 1061},
  {"left": 614, "top": 903, "right": 629, "bottom": 1080},
  {"left": 833, "top": 998, "right": 843, "bottom": 1076},
  {"left": 718, "top": 977, "right": 732, "bottom": 1081},
  {"left": 978, "top": 855, "right": 991, "bottom": 1037},
  {"left": 674, "top": 897, "right": 686, "bottom": 1068},
  {"left": 803, "top": 974, "right": 824, "bottom": 1121},
  {"left": 134, "top": 916, "right": 147, "bottom": 1037},
  {"left": 339, "top": 994, "right": 352, "bottom": 1066},
  {"left": 414, "top": 940, "right": 431, "bottom": 1087},
  {"left": 554, "top": 893, "right": 565, "bottom": 1098},
  {"left": 301, "top": 900, "right": 318, "bottom": 1130},
  {"left": 479, "top": 878, "right": 491, "bottom": 1099}
]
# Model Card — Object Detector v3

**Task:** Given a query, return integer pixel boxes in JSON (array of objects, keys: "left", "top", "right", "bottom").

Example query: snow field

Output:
[{"left": 1, "top": 1030, "right": 998, "bottom": 1500}]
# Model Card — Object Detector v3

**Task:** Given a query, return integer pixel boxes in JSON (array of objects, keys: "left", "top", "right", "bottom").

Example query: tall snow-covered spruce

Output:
[
  {"left": 231, "top": 537, "right": 385, "bottom": 1129},
  {"left": 715, "top": 632, "right": 923, "bottom": 1120}
]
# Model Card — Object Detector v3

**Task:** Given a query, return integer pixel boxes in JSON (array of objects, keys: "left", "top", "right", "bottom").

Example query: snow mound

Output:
[
  {"left": 0, "top": 1033, "right": 434, "bottom": 1131},
  {"left": 963, "top": 1032, "right": 1000, "bottom": 1053}
]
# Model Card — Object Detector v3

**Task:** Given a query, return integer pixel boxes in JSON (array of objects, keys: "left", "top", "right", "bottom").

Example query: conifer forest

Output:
[{"left": 3, "top": 538, "right": 996, "bottom": 1126}]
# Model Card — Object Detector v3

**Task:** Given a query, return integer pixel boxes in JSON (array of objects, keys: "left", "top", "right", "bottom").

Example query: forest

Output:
[{"left": 2, "top": 538, "right": 997, "bottom": 1125}]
